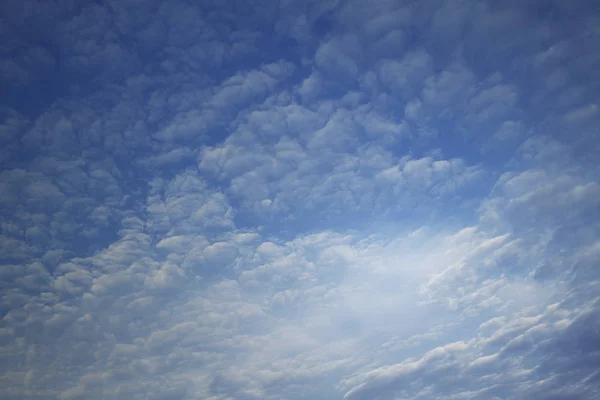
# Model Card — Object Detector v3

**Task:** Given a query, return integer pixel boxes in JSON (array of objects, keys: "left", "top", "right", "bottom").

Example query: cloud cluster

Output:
[{"left": 1, "top": 0, "right": 599, "bottom": 399}]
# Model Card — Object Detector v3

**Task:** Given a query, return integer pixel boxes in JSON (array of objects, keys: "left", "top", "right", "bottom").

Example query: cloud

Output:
[
  {"left": 315, "top": 34, "right": 362, "bottom": 79},
  {"left": 1, "top": 0, "right": 599, "bottom": 399}
]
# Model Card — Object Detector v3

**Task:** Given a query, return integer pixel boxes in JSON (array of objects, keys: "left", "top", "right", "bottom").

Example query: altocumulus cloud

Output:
[{"left": 1, "top": 0, "right": 599, "bottom": 399}]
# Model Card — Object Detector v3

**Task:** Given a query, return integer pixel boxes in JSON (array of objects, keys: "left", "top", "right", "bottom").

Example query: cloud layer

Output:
[{"left": 1, "top": 0, "right": 599, "bottom": 399}]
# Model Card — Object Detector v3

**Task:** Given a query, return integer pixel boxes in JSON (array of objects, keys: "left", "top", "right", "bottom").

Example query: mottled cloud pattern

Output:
[{"left": 1, "top": 0, "right": 599, "bottom": 399}]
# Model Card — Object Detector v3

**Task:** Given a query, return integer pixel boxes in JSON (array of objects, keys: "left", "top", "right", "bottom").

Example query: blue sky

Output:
[{"left": 1, "top": 0, "right": 599, "bottom": 399}]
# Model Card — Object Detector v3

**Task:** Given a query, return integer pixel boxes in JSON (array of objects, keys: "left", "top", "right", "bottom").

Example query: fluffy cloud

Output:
[{"left": 1, "top": 0, "right": 599, "bottom": 399}]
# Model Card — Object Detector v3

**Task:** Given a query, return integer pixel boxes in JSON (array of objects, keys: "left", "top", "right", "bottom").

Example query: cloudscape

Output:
[{"left": 1, "top": 1, "right": 599, "bottom": 399}]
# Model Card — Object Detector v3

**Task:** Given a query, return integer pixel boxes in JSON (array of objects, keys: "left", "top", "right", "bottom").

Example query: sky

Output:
[{"left": 0, "top": 0, "right": 599, "bottom": 399}]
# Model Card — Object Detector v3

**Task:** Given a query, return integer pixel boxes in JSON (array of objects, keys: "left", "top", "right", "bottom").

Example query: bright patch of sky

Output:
[{"left": 1, "top": 1, "right": 599, "bottom": 399}]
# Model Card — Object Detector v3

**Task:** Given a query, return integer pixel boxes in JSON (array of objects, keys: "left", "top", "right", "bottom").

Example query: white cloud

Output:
[
  {"left": 315, "top": 34, "right": 362, "bottom": 78},
  {"left": 1, "top": 0, "right": 599, "bottom": 399},
  {"left": 564, "top": 103, "right": 598, "bottom": 123},
  {"left": 377, "top": 49, "right": 434, "bottom": 99}
]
